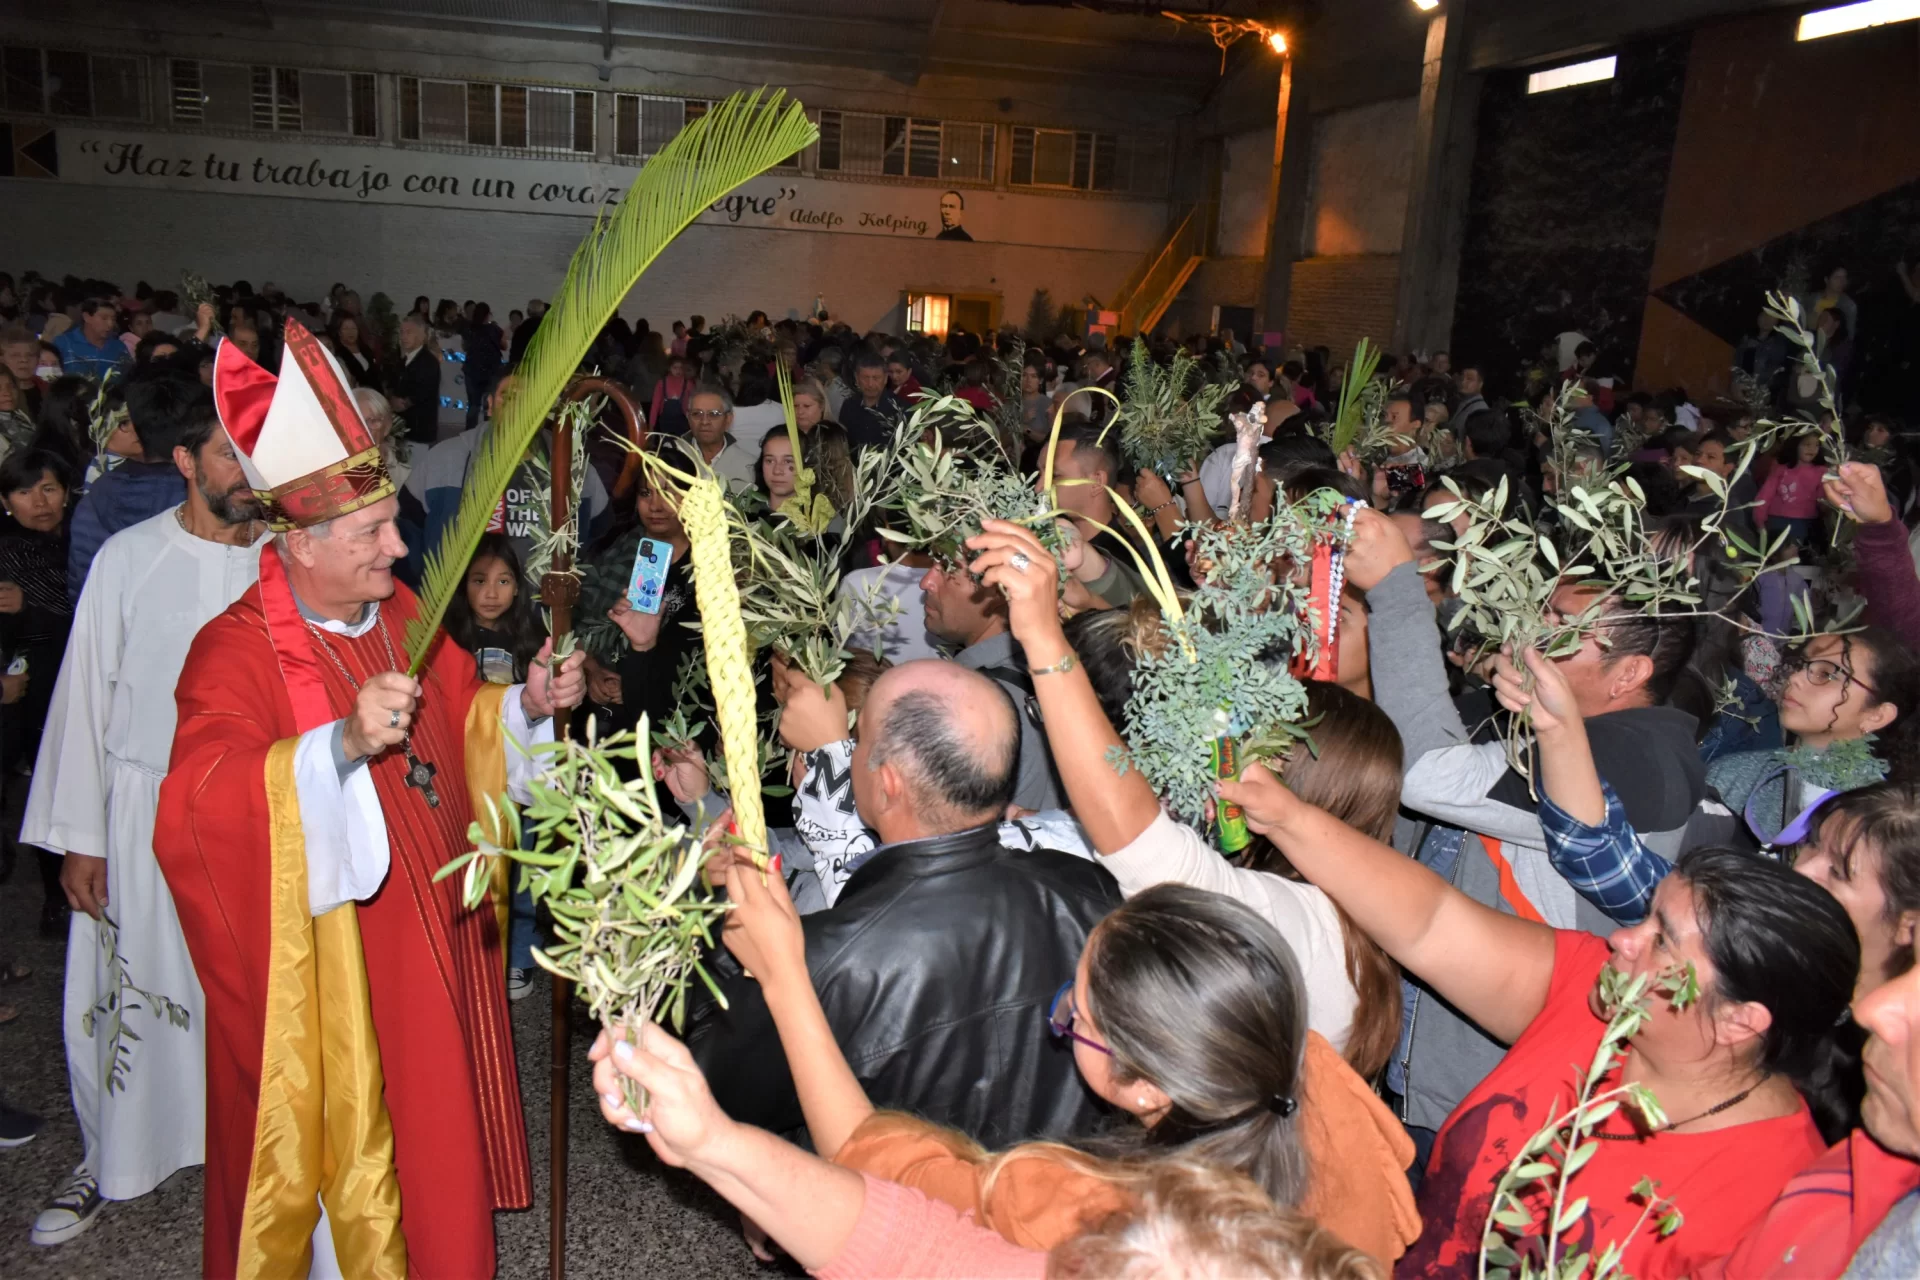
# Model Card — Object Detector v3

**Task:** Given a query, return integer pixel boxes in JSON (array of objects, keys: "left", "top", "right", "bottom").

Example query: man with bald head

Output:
[{"left": 688, "top": 660, "right": 1120, "bottom": 1147}]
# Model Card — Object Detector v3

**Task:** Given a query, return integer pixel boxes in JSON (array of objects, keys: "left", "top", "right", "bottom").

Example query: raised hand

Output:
[
  {"left": 343, "top": 671, "right": 420, "bottom": 761},
  {"left": 1341, "top": 506, "right": 1416, "bottom": 592},
  {"left": 1489, "top": 646, "right": 1582, "bottom": 736},
  {"left": 966, "top": 518, "right": 1065, "bottom": 651},
  {"left": 1823, "top": 460, "right": 1894, "bottom": 525},
  {"left": 652, "top": 743, "right": 711, "bottom": 805},
  {"left": 1213, "top": 761, "right": 1301, "bottom": 837},
  {"left": 769, "top": 653, "right": 850, "bottom": 752},
  {"left": 722, "top": 850, "right": 807, "bottom": 993},
  {"left": 609, "top": 597, "right": 666, "bottom": 652},
  {"left": 1133, "top": 468, "right": 1174, "bottom": 512}
]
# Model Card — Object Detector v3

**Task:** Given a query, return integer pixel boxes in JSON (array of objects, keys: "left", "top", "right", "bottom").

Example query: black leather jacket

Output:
[{"left": 687, "top": 822, "right": 1123, "bottom": 1148}]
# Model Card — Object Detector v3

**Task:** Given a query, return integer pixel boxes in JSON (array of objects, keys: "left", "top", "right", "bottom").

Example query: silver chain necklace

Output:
[{"left": 302, "top": 613, "right": 441, "bottom": 809}]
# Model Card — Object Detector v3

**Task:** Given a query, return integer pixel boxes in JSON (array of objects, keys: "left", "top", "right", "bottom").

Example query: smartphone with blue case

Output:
[{"left": 626, "top": 537, "right": 672, "bottom": 614}]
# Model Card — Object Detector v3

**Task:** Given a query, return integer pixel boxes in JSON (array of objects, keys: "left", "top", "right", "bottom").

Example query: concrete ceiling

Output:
[{"left": 237, "top": 0, "right": 1241, "bottom": 96}]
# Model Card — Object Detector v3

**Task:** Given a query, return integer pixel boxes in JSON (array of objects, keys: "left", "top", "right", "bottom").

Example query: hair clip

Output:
[{"left": 1268, "top": 1094, "right": 1297, "bottom": 1117}]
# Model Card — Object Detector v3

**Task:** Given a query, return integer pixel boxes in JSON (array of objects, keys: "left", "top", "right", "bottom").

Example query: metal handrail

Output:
[{"left": 1119, "top": 203, "right": 1210, "bottom": 335}]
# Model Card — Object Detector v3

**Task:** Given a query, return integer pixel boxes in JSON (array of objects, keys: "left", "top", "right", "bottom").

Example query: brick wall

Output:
[
  {"left": 1156, "top": 256, "right": 1264, "bottom": 338},
  {"left": 1283, "top": 254, "right": 1399, "bottom": 354}
]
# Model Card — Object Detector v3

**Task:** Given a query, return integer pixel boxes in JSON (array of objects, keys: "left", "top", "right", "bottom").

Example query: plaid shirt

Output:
[{"left": 1538, "top": 780, "right": 1672, "bottom": 925}]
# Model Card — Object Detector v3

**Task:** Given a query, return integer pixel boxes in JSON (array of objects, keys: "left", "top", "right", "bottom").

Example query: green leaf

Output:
[{"left": 404, "top": 89, "right": 819, "bottom": 671}]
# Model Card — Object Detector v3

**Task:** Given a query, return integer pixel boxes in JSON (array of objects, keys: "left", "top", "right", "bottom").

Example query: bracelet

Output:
[
  {"left": 1148, "top": 500, "right": 1175, "bottom": 517},
  {"left": 1029, "top": 652, "right": 1078, "bottom": 677}
]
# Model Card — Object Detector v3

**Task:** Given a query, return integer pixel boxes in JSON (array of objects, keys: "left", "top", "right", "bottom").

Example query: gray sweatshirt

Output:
[{"left": 1366, "top": 562, "right": 1702, "bottom": 1132}]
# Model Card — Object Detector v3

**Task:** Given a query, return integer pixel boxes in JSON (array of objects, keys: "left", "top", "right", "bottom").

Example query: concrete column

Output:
[
  {"left": 1392, "top": 0, "right": 1482, "bottom": 357},
  {"left": 1257, "top": 57, "right": 1313, "bottom": 339}
]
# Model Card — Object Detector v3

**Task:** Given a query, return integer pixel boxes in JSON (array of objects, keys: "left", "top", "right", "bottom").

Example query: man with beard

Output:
[{"left": 21, "top": 383, "right": 268, "bottom": 1247}]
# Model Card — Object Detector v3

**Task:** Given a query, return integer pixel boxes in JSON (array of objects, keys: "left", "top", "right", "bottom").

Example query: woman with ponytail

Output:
[
  {"left": 1216, "top": 756, "right": 1859, "bottom": 1280},
  {"left": 720, "top": 866, "right": 1418, "bottom": 1269}
]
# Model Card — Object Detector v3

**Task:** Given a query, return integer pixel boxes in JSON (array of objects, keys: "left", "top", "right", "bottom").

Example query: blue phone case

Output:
[{"left": 627, "top": 538, "right": 672, "bottom": 614}]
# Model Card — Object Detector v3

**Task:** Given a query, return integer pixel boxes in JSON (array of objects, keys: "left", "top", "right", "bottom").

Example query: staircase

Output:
[{"left": 1110, "top": 201, "right": 1214, "bottom": 337}]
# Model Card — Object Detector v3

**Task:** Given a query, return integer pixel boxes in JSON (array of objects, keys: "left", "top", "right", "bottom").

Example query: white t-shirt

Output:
[{"left": 1102, "top": 810, "right": 1358, "bottom": 1054}]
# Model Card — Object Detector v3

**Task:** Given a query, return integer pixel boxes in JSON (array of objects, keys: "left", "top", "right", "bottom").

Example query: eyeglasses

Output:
[
  {"left": 1787, "top": 655, "right": 1878, "bottom": 698},
  {"left": 1047, "top": 979, "right": 1110, "bottom": 1056},
  {"left": 687, "top": 409, "right": 728, "bottom": 421}
]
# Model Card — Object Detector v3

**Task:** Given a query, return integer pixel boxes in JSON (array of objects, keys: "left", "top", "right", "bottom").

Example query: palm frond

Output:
[
  {"left": 1327, "top": 337, "right": 1383, "bottom": 456},
  {"left": 404, "top": 89, "right": 818, "bottom": 670}
]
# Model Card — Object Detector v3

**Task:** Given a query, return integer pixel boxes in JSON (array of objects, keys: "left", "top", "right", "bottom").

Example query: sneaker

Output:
[
  {"left": 507, "top": 968, "right": 534, "bottom": 1002},
  {"left": 31, "top": 1168, "right": 103, "bottom": 1246},
  {"left": 0, "top": 1100, "right": 41, "bottom": 1147}
]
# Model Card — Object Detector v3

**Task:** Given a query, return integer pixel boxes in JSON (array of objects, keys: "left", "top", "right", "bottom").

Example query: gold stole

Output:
[
  {"left": 238, "top": 740, "right": 406, "bottom": 1279},
  {"left": 239, "top": 689, "right": 511, "bottom": 1277},
  {"left": 463, "top": 683, "right": 512, "bottom": 958}
]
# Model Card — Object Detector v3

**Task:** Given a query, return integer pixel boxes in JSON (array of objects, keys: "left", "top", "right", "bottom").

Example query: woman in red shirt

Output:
[{"left": 1217, "top": 766, "right": 1859, "bottom": 1280}]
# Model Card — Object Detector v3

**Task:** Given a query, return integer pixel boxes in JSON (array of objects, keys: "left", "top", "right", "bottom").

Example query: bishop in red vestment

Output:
[{"left": 153, "top": 323, "right": 583, "bottom": 1278}]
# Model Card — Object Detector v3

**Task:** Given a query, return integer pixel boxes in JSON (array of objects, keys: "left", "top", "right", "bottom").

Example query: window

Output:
[
  {"left": 614, "top": 94, "right": 716, "bottom": 160},
  {"left": 2, "top": 47, "right": 144, "bottom": 120},
  {"left": 817, "top": 110, "right": 993, "bottom": 182},
  {"left": 1010, "top": 126, "right": 1167, "bottom": 196},
  {"left": 906, "top": 293, "right": 952, "bottom": 338},
  {"left": 941, "top": 121, "right": 995, "bottom": 183},
  {"left": 169, "top": 60, "right": 375, "bottom": 136},
  {"left": 1525, "top": 56, "right": 1617, "bottom": 94},
  {"left": 399, "top": 77, "right": 593, "bottom": 154}
]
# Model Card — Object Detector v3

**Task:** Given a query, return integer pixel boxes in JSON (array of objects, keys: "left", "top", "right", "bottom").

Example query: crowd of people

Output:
[{"left": 1, "top": 262, "right": 1919, "bottom": 1280}]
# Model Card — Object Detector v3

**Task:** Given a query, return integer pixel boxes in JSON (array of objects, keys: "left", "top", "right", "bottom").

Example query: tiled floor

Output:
[{"left": 0, "top": 874, "right": 771, "bottom": 1278}]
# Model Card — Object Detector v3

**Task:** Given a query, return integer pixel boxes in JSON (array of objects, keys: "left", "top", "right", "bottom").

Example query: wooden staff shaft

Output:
[
  {"left": 543, "top": 389, "right": 580, "bottom": 1280},
  {"left": 540, "top": 378, "right": 639, "bottom": 1280}
]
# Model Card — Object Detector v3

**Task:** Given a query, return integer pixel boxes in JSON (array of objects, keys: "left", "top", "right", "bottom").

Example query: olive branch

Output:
[
  {"left": 436, "top": 720, "right": 731, "bottom": 1110},
  {"left": 80, "top": 912, "right": 193, "bottom": 1096},
  {"left": 1428, "top": 423, "right": 1797, "bottom": 792},
  {"left": 1104, "top": 490, "right": 1348, "bottom": 831},
  {"left": 1113, "top": 342, "right": 1233, "bottom": 479},
  {"left": 1479, "top": 963, "right": 1699, "bottom": 1280}
]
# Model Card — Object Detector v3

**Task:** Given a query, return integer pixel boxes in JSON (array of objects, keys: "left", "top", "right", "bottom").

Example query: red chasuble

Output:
[{"left": 155, "top": 572, "right": 530, "bottom": 1279}]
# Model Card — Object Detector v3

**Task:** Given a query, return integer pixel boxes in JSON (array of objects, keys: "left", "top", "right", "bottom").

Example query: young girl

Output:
[
  {"left": 756, "top": 431, "right": 799, "bottom": 514},
  {"left": 444, "top": 533, "right": 544, "bottom": 685},
  {"left": 1753, "top": 432, "right": 1827, "bottom": 545}
]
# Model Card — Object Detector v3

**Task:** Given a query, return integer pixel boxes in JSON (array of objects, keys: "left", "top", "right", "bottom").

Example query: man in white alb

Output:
[{"left": 22, "top": 379, "right": 269, "bottom": 1246}]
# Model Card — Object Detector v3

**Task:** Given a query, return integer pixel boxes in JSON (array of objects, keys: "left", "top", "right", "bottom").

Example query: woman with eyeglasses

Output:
[
  {"left": 718, "top": 862, "right": 1417, "bottom": 1269},
  {"left": 1707, "top": 628, "right": 1920, "bottom": 847}
]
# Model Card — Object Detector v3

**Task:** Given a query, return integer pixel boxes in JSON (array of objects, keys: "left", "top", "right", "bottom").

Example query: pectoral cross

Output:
[{"left": 403, "top": 745, "right": 441, "bottom": 809}]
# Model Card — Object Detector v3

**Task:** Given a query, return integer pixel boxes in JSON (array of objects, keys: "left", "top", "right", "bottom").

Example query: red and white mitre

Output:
[{"left": 210, "top": 317, "right": 394, "bottom": 531}]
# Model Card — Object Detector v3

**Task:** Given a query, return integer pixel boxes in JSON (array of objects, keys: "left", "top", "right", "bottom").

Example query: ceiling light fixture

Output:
[
  {"left": 1797, "top": 0, "right": 1920, "bottom": 40},
  {"left": 1412, "top": 0, "right": 1440, "bottom": 10},
  {"left": 1526, "top": 55, "right": 1618, "bottom": 94}
]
